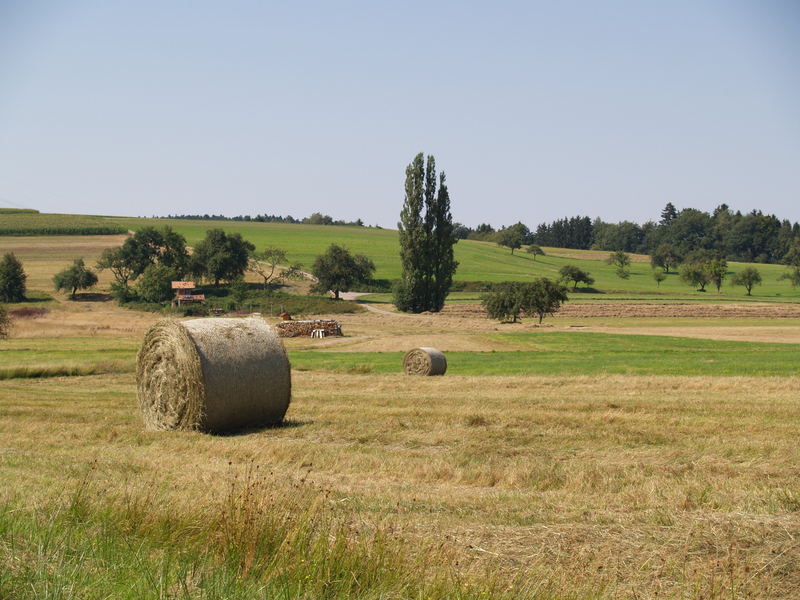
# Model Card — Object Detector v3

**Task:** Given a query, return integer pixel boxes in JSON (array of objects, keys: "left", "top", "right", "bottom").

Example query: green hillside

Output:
[{"left": 115, "top": 216, "right": 800, "bottom": 301}]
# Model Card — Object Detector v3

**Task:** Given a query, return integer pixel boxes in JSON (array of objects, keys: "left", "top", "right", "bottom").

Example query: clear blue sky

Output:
[{"left": 1, "top": 1, "right": 798, "bottom": 228}]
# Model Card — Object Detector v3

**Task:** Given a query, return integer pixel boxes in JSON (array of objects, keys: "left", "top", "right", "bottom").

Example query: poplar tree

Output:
[{"left": 396, "top": 153, "right": 458, "bottom": 312}]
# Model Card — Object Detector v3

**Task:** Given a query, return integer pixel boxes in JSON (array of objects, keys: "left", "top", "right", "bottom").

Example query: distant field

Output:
[
  {"left": 290, "top": 332, "right": 800, "bottom": 376},
  {"left": 0, "top": 214, "right": 797, "bottom": 302},
  {"left": 0, "top": 212, "right": 126, "bottom": 236},
  {"left": 3, "top": 331, "right": 797, "bottom": 380},
  {"left": 114, "top": 216, "right": 800, "bottom": 301}
]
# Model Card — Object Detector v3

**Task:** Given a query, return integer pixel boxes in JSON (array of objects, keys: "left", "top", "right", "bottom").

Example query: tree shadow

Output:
[{"left": 72, "top": 292, "right": 113, "bottom": 302}]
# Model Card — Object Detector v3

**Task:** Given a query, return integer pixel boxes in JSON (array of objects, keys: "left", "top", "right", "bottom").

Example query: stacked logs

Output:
[{"left": 275, "top": 319, "right": 343, "bottom": 338}]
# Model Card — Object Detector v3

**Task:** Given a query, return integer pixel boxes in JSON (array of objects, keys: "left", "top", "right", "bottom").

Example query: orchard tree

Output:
[
  {"left": 481, "top": 282, "right": 522, "bottom": 323},
  {"left": 248, "top": 247, "right": 302, "bottom": 289},
  {"left": 650, "top": 243, "right": 681, "bottom": 273},
  {"left": 526, "top": 245, "right": 545, "bottom": 260},
  {"left": 396, "top": 153, "right": 458, "bottom": 312},
  {"left": 53, "top": 258, "right": 98, "bottom": 299},
  {"left": 495, "top": 223, "right": 528, "bottom": 254},
  {"left": 606, "top": 250, "right": 631, "bottom": 279},
  {"left": 0, "top": 253, "right": 26, "bottom": 302},
  {"left": 679, "top": 262, "right": 710, "bottom": 292},
  {"left": 706, "top": 258, "right": 728, "bottom": 293},
  {"left": 311, "top": 244, "right": 374, "bottom": 300},
  {"left": 517, "top": 278, "right": 569, "bottom": 323},
  {"left": 732, "top": 267, "right": 762, "bottom": 296},
  {"left": 653, "top": 271, "right": 667, "bottom": 287},
  {"left": 96, "top": 247, "right": 135, "bottom": 288},
  {"left": 482, "top": 279, "right": 568, "bottom": 324},
  {"left": 558, "top": 265, "right": 594, "bottom": 291}
]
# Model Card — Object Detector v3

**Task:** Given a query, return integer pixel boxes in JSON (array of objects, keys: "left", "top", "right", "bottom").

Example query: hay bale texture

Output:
[
  {"left": 403, "top": 347, "right": 447, "bottom": 376},
  {"left": 137, "top": 317, "right": 291, "bottom": 432}
]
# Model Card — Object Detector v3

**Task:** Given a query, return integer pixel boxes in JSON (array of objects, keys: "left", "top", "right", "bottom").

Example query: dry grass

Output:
[{"left": 2, "top": 371, "right": 800, "bottom": 598}]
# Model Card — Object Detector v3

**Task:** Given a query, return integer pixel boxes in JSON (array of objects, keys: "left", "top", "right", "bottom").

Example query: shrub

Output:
[
  {"left": 136, "top": 264, "right": 179, "bottom": 303},
  {"left": 0, "top": 305, "right": 10, "bottom": 339},
  {"left": 0, "top": 253, "right": 26, "bottom": 302}
]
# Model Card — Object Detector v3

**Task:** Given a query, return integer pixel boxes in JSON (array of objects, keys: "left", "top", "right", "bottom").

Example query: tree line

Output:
[
  {"left": 454, "top": 203, "right": 800, "bottom": 265},
  {"left": 160, "top": 212, "right": 367, "bottom": 227}
]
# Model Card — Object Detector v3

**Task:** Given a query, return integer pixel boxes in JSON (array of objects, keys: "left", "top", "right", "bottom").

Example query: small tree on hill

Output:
[
  {"left": 779, "top": 268, "right": 800, "bottom": 288},
  {"left": 495, "top": 224, "right": 526, "bottom": 254},
  {"left": 706, "top": 258, "right": 728, "bottom": 293},
  {"left": 311, "top": 244, "right": 375, "bottom": 300},
  {"left": 558, "top": 265, "right": 594, "bottom": 291},
  {"left": 679, "top": 262, "right": 710, "bottom": 292},
  {"left": 653, "top": 270, "right": 666, "bottom": 287},
  {"left": 53, "top": 258, "right": 98, "bottom": 299},
  {"left": 606, "top": 251, "right": 631, "bottom": 279},
  {"left": 526, "top": 245, "right": 545, "bottom": 261},
  {"left": 732, "top": 267, "right": 761, "bottom": 296},
  {"left": 650, "top": 243, "right": 681, "bottom": 273},
  {"left": 0, "top": 253, "right": 26, "bottom": 302},
  {"left": 248, "top": 247, "right": 302, "bottom": 289}
]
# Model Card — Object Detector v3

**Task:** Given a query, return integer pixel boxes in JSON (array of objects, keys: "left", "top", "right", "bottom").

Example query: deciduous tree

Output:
[
  {"left": 732, "top": 267, "right": 761, "bottom": 296},
  {"left": 311, "top": 244, "right": 374, "bottom": 300},
  {"left": 0, "top": 253, "right": 26, "bottom": 302},
  {"left": 558, "top": 265, "right": 594, "bottom": 291},
  {"left": 53, "top": 259, "right": 98, "bottom": 299},
  {"left": 526, "top": 245, "right": 545, "bottom": 260}
]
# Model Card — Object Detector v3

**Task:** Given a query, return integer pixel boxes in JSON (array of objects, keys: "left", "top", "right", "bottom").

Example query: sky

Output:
[{"left": 0, "top": 1, "right": 798, "bottom": 229}]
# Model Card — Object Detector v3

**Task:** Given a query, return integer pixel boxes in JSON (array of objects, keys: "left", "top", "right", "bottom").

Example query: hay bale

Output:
[
  {"left": 137, "top": 317, "right": 291, "bottom": 432},
  {"left": 403, "top": 347, "right": 447, "bottom": 376}
]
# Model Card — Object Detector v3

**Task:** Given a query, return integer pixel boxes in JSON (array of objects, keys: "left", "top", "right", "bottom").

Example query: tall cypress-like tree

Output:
[{"left": 396, "top": 153, "right": 458, "bottom": 312}]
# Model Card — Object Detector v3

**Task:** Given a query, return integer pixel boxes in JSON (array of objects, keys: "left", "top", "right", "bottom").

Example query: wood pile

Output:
[{"left": 276, "top": 319, "right": 343, "bottom": 338}]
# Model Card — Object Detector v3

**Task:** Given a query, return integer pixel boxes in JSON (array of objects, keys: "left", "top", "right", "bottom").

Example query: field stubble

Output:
[{"left": 1, "top": 371, "right": 800, "bottom": 598}]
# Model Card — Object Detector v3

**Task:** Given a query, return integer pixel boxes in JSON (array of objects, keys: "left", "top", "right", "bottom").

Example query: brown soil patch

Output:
[{"left": 442, "top": 302, "right": 800, "bottom": 319}]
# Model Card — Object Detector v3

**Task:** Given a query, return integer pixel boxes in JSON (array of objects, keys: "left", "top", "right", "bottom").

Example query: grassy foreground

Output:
[{"left": 1, "top": 371, "right": 799, "bottom": 599}]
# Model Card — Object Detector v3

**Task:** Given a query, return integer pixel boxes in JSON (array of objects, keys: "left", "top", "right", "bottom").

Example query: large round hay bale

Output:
[
  {"left": 137, "top": 317, "right": 291, "bottom": 432},
  {"left": 403, "top": 347, "right": 447, "bottom": 376}
]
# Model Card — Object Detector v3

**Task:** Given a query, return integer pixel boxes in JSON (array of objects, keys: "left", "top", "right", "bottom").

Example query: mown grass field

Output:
[
  {"left": 2, "top": 221, "right": 800, "bottom": 598},
  {"left": 2, "top": 367, "right": 800, "bottom": 599},
  {"left": 290, "top": 332, "right": 800, "bottom": 376}
]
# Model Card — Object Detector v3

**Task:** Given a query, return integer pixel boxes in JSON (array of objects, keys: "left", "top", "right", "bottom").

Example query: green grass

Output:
[
  {"left": 2, "top": 331, "right": 799, "bottom": 380},
  {"left": 115, "top": 217, "right": 800, "bottom": 301},
  {"left": 290, "top": 332, "right": 800, "bottom": 376},
  {"left": 0, "top": 476, "right": 554, "bottom": 600},
  {"left": 0, "top": 208, "right": 39, "bottom": 214},
  {"left": 0, "top": 212, "right": 126, "bottom": 235},
  {"left": 0, "top": 337, "right": 138, "bottom": 379}
]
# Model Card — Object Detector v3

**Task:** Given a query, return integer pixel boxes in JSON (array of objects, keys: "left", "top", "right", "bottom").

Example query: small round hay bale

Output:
[
  {"left": 403, "top": 347, "right": 447, "bottom": 376},
  {"left": 137, "top": 317, "right": 291, "bottom": 432}
]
